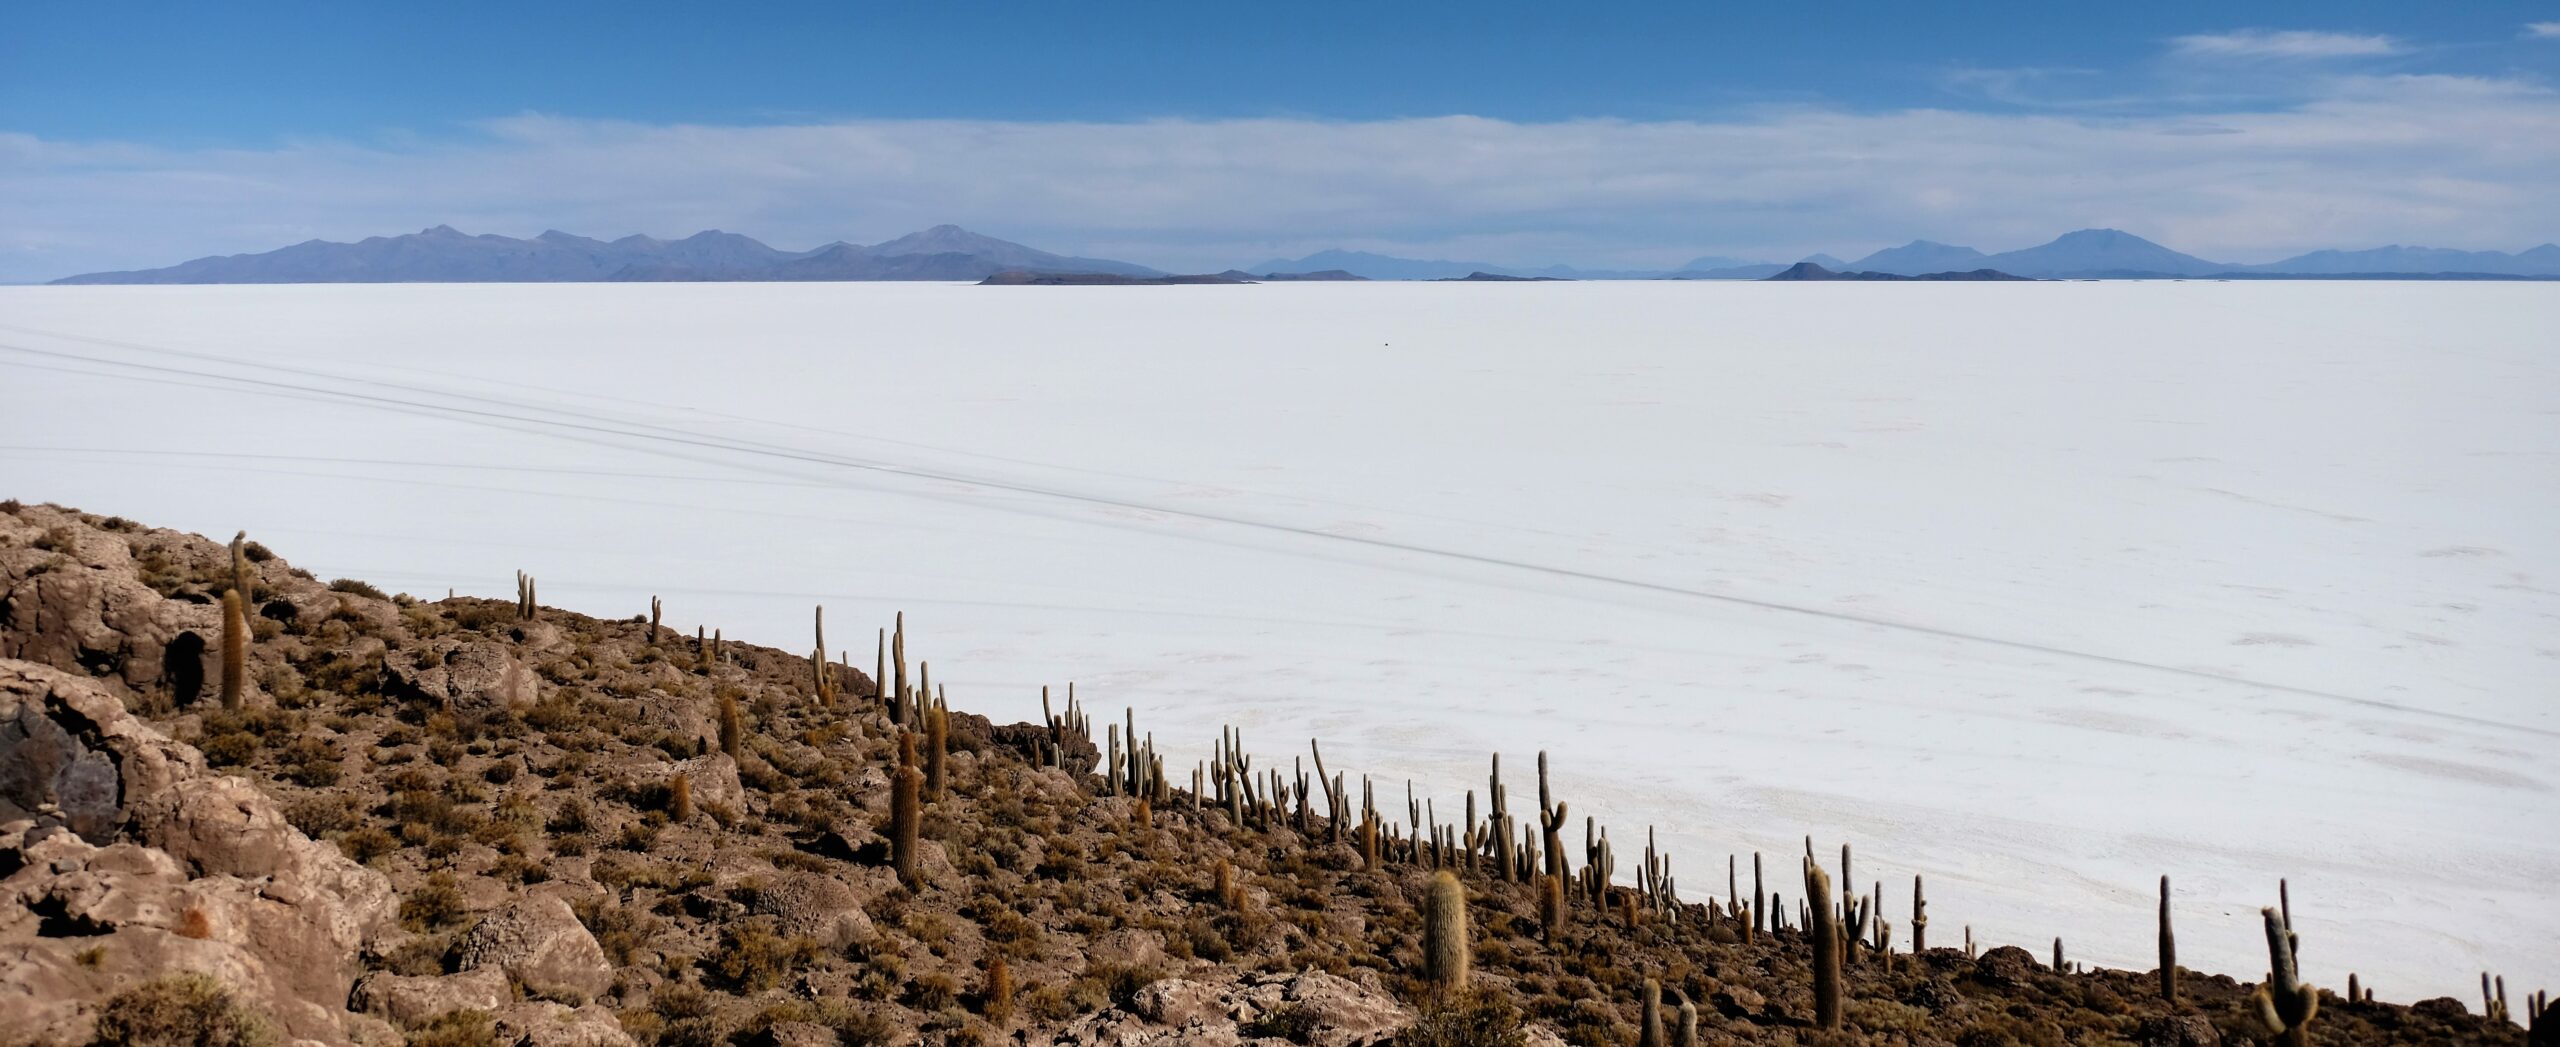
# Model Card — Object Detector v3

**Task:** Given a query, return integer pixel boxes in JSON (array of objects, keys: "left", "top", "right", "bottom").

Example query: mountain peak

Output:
[{"left": 2050, "top": 228, "right": 2152, "bottom": 246}]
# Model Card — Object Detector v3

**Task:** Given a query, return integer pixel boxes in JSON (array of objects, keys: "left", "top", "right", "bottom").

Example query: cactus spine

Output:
[
  {"left": 1422, "top": 870, "right": 1469, "bottom": 997},
  {"left": 2160, "top": 875, "right": 2178, "bottom": 1003},
  {"left": 219, "top": 588, "right": 247, "bottom": 710},
  {"left": 1804, "top": 857, "right": 1841, "bottom": 1029},
  {"left": 2252, "top": 906, "right": 2317, "bottom": 1047}
]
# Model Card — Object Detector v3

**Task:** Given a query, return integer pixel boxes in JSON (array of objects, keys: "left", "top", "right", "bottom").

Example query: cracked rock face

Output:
[
  {"left": 457, "top": 894, "right": 616, "bottom": 1005},
  {"left": 0, "top": 660, "right": 401, "bottom": 1046}
]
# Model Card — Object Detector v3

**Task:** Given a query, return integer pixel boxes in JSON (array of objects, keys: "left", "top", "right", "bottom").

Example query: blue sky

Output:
[{"left": 4, "top": 2, "right": 2556, "bottom": 278}]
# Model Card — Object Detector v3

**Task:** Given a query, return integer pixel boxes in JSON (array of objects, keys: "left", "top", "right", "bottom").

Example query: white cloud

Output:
[
  {"left": 3, "top": 74, "right": 2555, "bottom": 281},
  {"left": 2171, "top": 29, "right": 2400, "bottom": 59},
  {"left": 2526, "top": 22, "right": 2560, "bottom": 39}
]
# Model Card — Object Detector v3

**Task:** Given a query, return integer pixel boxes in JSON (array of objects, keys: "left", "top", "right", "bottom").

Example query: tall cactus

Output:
[
  {"left": 717, "top": 691, "right": 742, "bottom": 759},
  {"left": 925, "top": 695, "right": 949, "bottom": 800},
  {"left": 2160, "top": 875, "right": 2178, "bottom": 1003},
  {"left": 649, "top": 596, "right": 661, "bottom": 642},
  {"left": 890, "top": 740, "right": 924, "bottom": 890},
  {"left": 1674, "top": 991, "right": 1698, "bottom": 1047},
  {"left": 219, "top": 588, "right": 247, "bottom": 710},
  {"left": 1537, "top": 751, "right": 1568, "bottom": 884},
  {"left": 1804, "top": 857, "right": 1842, "bottom": 1029},
  {"left": 1639, "top": 978, "right": 1664, "bottom": 1047},
  {"left": 2252, "top": 906, "right": 2317, "bottom": 1047},
  {"left": 1913, "top": 874, "right": 1929, "bottom": 953},
  {"left": 812, "top": 606, "right": 832, "bottom": 705},
  {"left": 1752, "top": 852, "right": 1766, "bottom": 936},
  {"left": 1422, "top": 870, "right": 1469, "bottom": 997}
]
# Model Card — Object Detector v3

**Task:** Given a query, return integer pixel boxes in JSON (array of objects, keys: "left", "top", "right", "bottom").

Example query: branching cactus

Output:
[
  {"left": 2252, "top": 906, "right": 2317, "bottom": 1047},
  {"left": 1422, "top": 870, "right": 1470, "bottom": 997},
  {"left": 1537, "top": 751, "right": 1568, "bottom": 884}
]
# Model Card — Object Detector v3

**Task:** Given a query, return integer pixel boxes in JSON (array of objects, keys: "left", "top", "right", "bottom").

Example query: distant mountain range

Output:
[
  {"left": 50, "top": 225, "right": 2560, "bottom": 284},
  {"left": 51, "top": 225, "right": 1162, "bottom": 284},
  {"left": 1255, "top": 230, "right": 2560, "bottom": 281}
]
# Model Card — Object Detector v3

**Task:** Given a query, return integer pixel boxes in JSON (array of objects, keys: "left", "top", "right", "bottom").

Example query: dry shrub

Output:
[{"left": 90, "top": 974, "right": 275, "bottom": 1047}]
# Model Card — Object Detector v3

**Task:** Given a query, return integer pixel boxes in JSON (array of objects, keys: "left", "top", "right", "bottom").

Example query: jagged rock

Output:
[
  {"left": 2136, "top": 1014, "right": 2224, "bottom": 1047},
  {"left": 0, "top": 509, "right": 219, "bottom": 702},
  {"left": 744, "top": 871, "right": 873, "bottom": 950},
  {"left": 1974, "top": 945, "right": 2041, "bottom": 988},
  {"left": 1133, "top": 978, "right": 1227, "bottom": 1025},
  {"left": 988, "top": 719, "right": 1098, "bottom": 775},
  {"left": 763, "top": 1021, "right": 837, "bottom": 1047},
  {"left": 403, "top": 640, "right": 540, "bottom": 717},
  {"left": 1074, "top": 969, "right": 1406, "bottom": 1047},
  {"left": 1275, "top": 969, "right": 1407, "bottom": 1046},
  {"left": 0, "top": 661, "right": 397, "bottom": 1016},
  {"left": 647, "top": 753, "right": 744, "bottom": 816},
  {"left": 352, "top": 968, "right": 513, "bottom": 1027},
  {"left": 1710, "top": 984, "right": 1766, "bottom": 1019},
  {"left": 457, "top": 895, "right": 614, "bottom": 1004},
  {"left": 493, "top": 1002, "right": 638, "bottom": 1047},
  {"left": 1088, "top": 928, "right": 1168, "bottom": 969}
]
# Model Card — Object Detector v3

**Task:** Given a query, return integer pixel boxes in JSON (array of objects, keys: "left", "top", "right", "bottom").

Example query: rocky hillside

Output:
[{"left": 0, "top": 502, "right": 2545, "bottom": 1046}]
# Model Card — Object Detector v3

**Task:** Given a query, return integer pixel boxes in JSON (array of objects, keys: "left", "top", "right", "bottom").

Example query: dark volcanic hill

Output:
[
  {"left": 982, "top": 271, "right": 1246, "bottom": 285},
  {"left": 53, "top": 225, "right": 1162, "bottom": 284},
  {"left": 1762, "top": 262, "right": 2031, "bottom": 282}
]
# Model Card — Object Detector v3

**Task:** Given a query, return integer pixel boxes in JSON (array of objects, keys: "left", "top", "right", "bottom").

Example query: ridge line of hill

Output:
[{"left": 0, "top": 501, "right": 2542, "bottom": 1044}]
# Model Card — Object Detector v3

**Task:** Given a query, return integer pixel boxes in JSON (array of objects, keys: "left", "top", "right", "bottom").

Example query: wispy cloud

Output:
[
  {"left": 2171, "top": 29, "right": 2400, "bottom": 60},
  {"left": 4, "top": 75, "right": 2554, "bottom": 280},
  {"left": 2526, "top": 22, "right": 2560, "bottom": 40}
]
